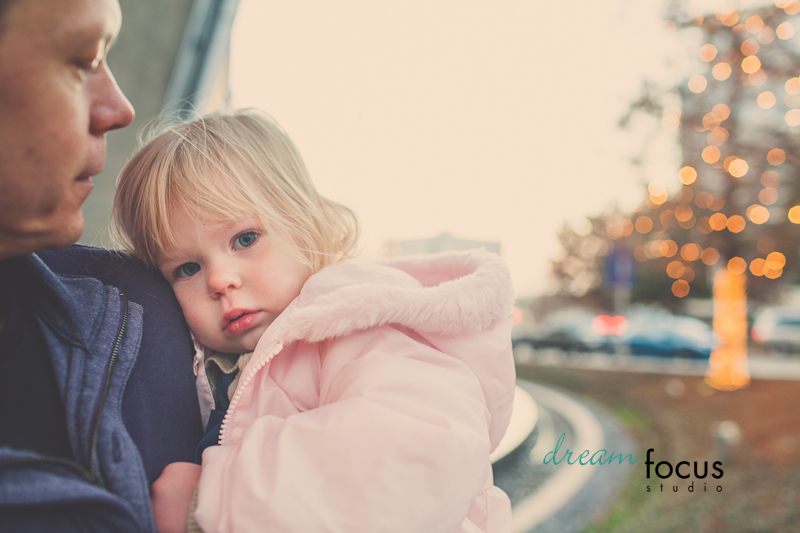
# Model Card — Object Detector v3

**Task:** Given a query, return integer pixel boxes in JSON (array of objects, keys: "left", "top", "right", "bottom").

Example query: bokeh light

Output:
[
  {"left": 706, "top": 269, "right": 750, "bottom": 391},
  {"left": 672, "top": 279, "right": 690, "bottom": 297},
  {"left": 789, "top": 205, "right": 800, "bottom": 223},
  {"left": 635, "top": 216, "right": 653, "bottom": 234},
  {"left": 679, "top": 166, "right": 697, "bottom": 184},
  {"left": 677, "top": 216, "right": 696, "bottom": 230},
  {"left": 680, "top": 243, "right": 701, "bottom": 261},
  {"left": 777, "top": 21, "right": 795, "bottom": 39},
  {"left": 728, "top": 257, "right": 747, "bottom": 274},
  {"left": 746, "top": 15, "right": 765, "bottom": 33},
  {"left": 786, "top": 77, "right": 800, "bottom": 95},
  {"left": 727, "top": 215, "right": 746, "bottom": 233},
  {"left": 650, "top": 239, "right": 664, "bottom": 258},
  {"left": 695, "top": 191, "right": 713, "bottom": 209},
  {"left": 667, "top": 261, "right": 685, "bottom": 278},
  {"left": 709, "top": 195, "right": 726, "bottom": 211},
  {"left": 758, "top": 26, "right": 776, "bottom": 44},
  {"left": 713, "top": 63, "right": 732, "bottom": 81},
  {"left": 681, "top": 266, "right": 696, "bottom": 283},
  {"left": 709, "top": 212, "right": 728, "bottom": 230},
  {"left": 702, "top": 247, "right": 720, "bottom": 265},
  {"left": 747, "top": 204, "right": 770, "bottom": 224},
  {"left": 689, "top": 75, "right": 708, "bottom": 93},
  {"left": 767, "top": 251, "right": 787, "bottom": 269},
  {"left": 728, "top": 158, "right": 749, "bottom": 177},
  {"left": 787, "top": 2, "right": 800, "bottom": 15},
  {"left": 660, "top": 209, "right": 675, "bottom": 228},
  {"left": 761, "top": 170, "right": 780, "bottom": 187},
  {"left": 787, "top": 109, "right": 800, "bottom": 126},
  {"left": 648, "top": 184, "right": 668, "bottom": 205},
  {"left": 702, "top": 146, "right": 721, "bottom": 163},
  {"left": 748, "top": 69, "right": 767, "bottom": 86},
  {"left": 606, "top": 219, "right": 634, "bottom": 239},
  {"left": 711, "top": 61, "right": 733, "bottom": 81},
  {"left": 750, "top": 258, "right": 767, "bottom": 276},
  {"left": 717, "top": 11, "right": 739, "bottom": 26},
  {"left": 742, "top": 55, "right": 761, "bottom": 73},
  {"left": 712, "top": 103, "right": 731, "bottom": 120},
  {"left": 759, "top": 187, "right": 778, "bottom": 205},
  {"left": 767, "top": 148, "right": 786, "bottom": 165},
  {"left": 708, "top": 127, "right": 729, "bottom": 145},
  {"left": 699, "top": 43, "right": 718, "bottom": 61},
  {"left": 757, "top": 91, "right": 776, "bottom": 108},
  {"left": 702, "top": 113, "right": 721, "bottom": 130},
  {"left": 765, "top": 267, "right": 783, "bottom": 279},
  {"left": 741, "top": 38, "right": 760, "bottom": 56},
  {"left": 675, "top": 204, "right": 694, "bottom": 222},
  {"left": 660, "top": 240, "right": 678, "bottom": 257}
]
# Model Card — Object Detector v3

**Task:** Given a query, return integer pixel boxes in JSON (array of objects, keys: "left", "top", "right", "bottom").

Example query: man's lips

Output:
[
  {"left": 223, "top": 309, "right": 259, "bottom": 335},
  {"left": 74, "top": 175, "right": 94, "bottom": 199}
]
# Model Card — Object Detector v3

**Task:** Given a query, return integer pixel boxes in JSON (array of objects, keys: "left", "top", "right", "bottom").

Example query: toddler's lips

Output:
[{"left": 223, "top": 309, "right": 259, "bottom": 335}]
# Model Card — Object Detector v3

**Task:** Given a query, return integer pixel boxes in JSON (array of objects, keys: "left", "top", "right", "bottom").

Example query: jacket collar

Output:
[
  {"left": 2, "top": 254, "right": 107, "bottom": 347},
  {"left": 273, "top": 249, "right": 514, "bottom": 346}
]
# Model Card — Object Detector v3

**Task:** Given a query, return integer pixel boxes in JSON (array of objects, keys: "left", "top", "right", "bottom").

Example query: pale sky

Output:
[{"left": 229, "top": 0, "right": 769, "bottom": 297}]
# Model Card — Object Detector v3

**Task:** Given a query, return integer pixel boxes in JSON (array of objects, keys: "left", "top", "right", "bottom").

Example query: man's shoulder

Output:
[{"left": 38, "top": 244, "right": 181, "bottom": 311}]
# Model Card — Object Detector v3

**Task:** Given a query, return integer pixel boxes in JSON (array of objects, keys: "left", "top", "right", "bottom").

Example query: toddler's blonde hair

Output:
[{"left": 112, "top": 109, "right": 359, "bottom": 273}]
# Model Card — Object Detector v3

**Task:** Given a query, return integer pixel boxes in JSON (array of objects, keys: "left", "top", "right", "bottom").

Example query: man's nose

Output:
[
  {"left": 89, "top": 63, "right": 135, "bottom": 136},
  {"left": 207, "top": 267, "right": 242, "bottom": 297}
]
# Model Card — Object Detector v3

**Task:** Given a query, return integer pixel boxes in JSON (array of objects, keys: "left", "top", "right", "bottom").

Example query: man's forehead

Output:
[
  {"left": 52, "top": 0, "right": 122, "bottom": 45},
  {"left": 6, "top": 0, "right": 121, "bottom": 46}
]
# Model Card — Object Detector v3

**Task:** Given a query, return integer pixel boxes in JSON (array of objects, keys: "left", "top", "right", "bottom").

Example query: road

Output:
[{"left": 493, "top": 379, "right": 637, "bottom": 533}]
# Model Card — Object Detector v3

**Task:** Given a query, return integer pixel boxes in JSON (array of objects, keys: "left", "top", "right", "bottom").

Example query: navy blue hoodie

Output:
[{"left": 0, "top": 246, "right": 204, "bottom": 532}]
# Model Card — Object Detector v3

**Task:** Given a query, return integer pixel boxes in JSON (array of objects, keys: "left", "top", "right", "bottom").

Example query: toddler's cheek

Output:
[{"left": 183, "top": 312, "right": 212, "bottom": 342}]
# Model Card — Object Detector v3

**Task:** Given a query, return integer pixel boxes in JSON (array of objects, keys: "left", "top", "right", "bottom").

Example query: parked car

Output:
[
  {"left": 512, "top": 309, "right": 606, "bottom": 352},
  {"left": 622, "top": 313, "right": 716, "bottom": 359},
  {"left": 751, "top": 306, "right": 800, "bottom": 353}
]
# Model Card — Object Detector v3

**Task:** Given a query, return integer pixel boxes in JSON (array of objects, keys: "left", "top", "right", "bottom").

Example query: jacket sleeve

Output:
[{"left": 193, "top": 324, "right": 495, "bottom": 533}]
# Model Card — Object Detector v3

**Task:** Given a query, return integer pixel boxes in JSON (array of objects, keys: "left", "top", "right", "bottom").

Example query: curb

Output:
[{"left": 491, "top": 385, "right": 539, "bottom": 463}]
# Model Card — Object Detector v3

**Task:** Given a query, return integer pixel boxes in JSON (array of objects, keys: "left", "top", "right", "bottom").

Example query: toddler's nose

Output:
[{"left": 208, "top": 268, "right": 241, "bottom": 296}]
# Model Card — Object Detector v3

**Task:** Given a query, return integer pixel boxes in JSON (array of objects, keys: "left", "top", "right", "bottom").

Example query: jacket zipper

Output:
[
  {"left": 218, "top": 342, "right": 283, "bottom": 446},
  {"left": 87, "top": 294, "right": 129, "bottom": 488}
]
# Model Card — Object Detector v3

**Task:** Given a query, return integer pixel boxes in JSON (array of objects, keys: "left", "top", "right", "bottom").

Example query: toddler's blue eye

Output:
[
  {"left": 234, "top": 231, "right": 258, "bottom": 250},
  {"left": 176, "top": 262, "right": 201, "bottom": 279}
]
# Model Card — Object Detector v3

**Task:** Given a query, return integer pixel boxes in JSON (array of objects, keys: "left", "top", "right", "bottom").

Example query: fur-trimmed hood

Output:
[{"left": 271, "top": 248, "right": 515, "bottom": 347}]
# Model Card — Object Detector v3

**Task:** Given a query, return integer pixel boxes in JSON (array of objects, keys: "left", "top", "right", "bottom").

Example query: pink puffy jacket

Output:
[{"left": 193, "top": 249, "right": 516, "bottom": 532}]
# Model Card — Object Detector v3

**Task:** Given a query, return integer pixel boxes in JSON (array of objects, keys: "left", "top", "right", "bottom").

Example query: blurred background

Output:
[{"left": 87, "top": 0, "right": 800, "bottom": 530}]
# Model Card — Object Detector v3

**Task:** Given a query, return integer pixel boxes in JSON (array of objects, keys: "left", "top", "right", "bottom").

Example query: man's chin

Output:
[{"left": 44, "top": 213, "right": 85, "bottom": 251}]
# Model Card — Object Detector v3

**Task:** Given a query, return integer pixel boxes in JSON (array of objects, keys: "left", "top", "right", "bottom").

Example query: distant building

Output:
[{"left": 385, "top": 233, "right": 501, "bottom": 256}]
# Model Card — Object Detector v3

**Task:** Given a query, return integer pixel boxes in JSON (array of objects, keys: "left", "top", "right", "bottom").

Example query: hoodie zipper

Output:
[
  {"left": 218, "top": 341, "right": 284, "bottom": 446},
  {"left": 86, "top": 293, "right": 129, "bottom": 488}
]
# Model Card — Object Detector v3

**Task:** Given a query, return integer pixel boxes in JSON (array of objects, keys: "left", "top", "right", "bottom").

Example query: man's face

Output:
[{"left": 0, "top": 0, "right": 134, "bottom": 258}]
